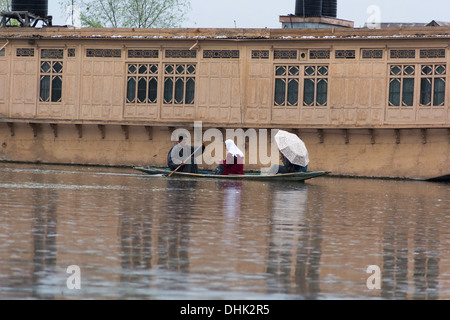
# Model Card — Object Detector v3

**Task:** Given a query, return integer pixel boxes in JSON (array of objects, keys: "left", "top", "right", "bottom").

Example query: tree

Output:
[
  {"left": 0, "top": 0, "right": 11, "bottom": 12},
  {"left": 59, "top": 0, "right": 191, "bottom": 28}
]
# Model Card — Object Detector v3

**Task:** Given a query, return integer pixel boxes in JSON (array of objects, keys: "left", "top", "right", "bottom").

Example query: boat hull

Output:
[{"left": 134, "top": 167, "right": 329, "bottom": 182}]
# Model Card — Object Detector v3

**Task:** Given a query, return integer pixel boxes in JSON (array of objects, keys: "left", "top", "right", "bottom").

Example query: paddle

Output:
[{"left": 168, "top": 145, "right": 203, "bottom": 177}]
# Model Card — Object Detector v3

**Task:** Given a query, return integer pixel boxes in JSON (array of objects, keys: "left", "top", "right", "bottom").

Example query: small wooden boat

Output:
[{"left": 134, "top": 167, "right": 329, "bottom": 182}]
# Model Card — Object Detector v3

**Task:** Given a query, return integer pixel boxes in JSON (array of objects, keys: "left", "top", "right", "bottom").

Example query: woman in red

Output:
[{"left": 222, "top": 139, "right": 245, "bottom": 175}]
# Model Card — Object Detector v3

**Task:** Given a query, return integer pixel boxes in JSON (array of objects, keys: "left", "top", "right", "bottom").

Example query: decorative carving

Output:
[
  {"left": 165, "top": 49, "right": 197, "bottom": 59},
  {"left": 203, "top": 50, "right": 239, "bottom": 59},
  {"left": 274, "top": 50, "right": 297, "bottom": 60},
  {"left": 309, "top": 50, "right": 330, "bottom": 60},
  {"left": 41, "top": 49, "right": 64, "bottom": 60},
  {"left": 16, "top": 48, "right": 34, "bottom": 57},
  {"left": 420, "top": 49, "right": 445, "bottom": 59},
  {"left": 390, "top": 49, "right": 415, "bottom": 59},
  {"left": 251, "top": 50, "right": 269, "bottom": 59},
  {"left": 128, "top": 49, "right": 159, "bottom": 59},
  {"left": 362, "top": 49, "right": 383, "bottom": 59},
  {"left": 335, "top": 50, "right": 356, "bottom": 59},
  {"left": 86, "top": 48, "right": 121, "bottom": 58},
  {"left": 68, "top": 48, "right": 76, "bottom": 57}
]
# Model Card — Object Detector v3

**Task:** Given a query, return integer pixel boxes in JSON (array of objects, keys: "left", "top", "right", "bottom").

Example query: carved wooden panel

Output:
[
  {"left": 0, "top": 57, "right": 7, "bottom": 116},
  {"left": 245, "top": 62, "right": 271, "bottom": 123},
  {"left": 11, "top": 58, "right": 37, "bottom": 117},
  {"left": 80, "top": 60, "right": 124, "bottom": 120},
  {"left": 197, "top": 61, "right": 241, "bottom": 123}
]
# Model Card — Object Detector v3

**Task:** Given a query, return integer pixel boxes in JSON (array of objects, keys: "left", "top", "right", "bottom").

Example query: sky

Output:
[{"left": 48, "top": 0, "right": 450, "bottom": 28}]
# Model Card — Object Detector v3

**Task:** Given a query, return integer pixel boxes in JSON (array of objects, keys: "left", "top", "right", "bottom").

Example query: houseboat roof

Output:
[{"left": 1, "top": 25, "right": 450, "bottom": 41}]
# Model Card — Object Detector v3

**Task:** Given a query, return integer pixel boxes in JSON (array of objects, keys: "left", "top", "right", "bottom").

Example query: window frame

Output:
[
  {"left": 39, "top": 49, "right": 64, "bottom": 104},
  {"left": 163, "top": 63, "right": 196, "bottom": 106},
  {"left": 125, "top": 63, "right": 160, "bottom": 105},
  {"left": 273, "top": 64, "right": 329, "bottom": 108}
]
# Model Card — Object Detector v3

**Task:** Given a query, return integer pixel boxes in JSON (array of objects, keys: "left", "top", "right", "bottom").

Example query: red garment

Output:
[{"left": 222, "top": 154, "right": 244, "bottom": 175}]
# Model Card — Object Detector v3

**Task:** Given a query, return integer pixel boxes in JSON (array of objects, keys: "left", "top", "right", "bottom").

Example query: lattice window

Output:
[
  {"left": 16, "top": 48, "right": 34, "bottom": 57},
  {"left": 126, "top": 64, "right": 159, "bottom": 104},
  {"left": 362, "top": 49, "right": 384, "bottom": 59},
  {"left": 39, "top": 49, "right": 63, "bottom": 103},
  {"left": 388, "top": 65, "right": 415, "bottom": 107},
  {"left": 68, "top": 48, "right": 76, "bottom": 57},
  {"left": 420, "top": 49, "right": 446, "bottom": 59},
  {"left": 165, "top": 50, "right": 197, "bottom": 59},
  {"left": 303, "top": 65, "right": 328, "bottom": 107},
  {"left": 420, "top": 64, "right": 446, "bottom": 106},
  {"left": 309, "top": 50, "right": 330, "bottom": 60},
  {"left": 390, "top": 49, "right": 416, "bottom": 59},
  {"left": 251, "top": 50, "right": 269, "bottom": 59},
  {"left": 335, "top": 50, "right": 356, "bottom": 59},
  {"left": 128, "top": 49, "right": 159, "bottom": 59},
  {"left": 163, "top": 64, "right": 196, "bottom": 105},
  {"left": 274, "top": 65, "right": 300, "bottom": 106},
  {"left": 274, "top": 50, "right": 297, "bottom": 60},
  {"left": 41, "top": 49, "right": 64, "bottom": 59},
  {"left": 203, "top": 50, "right": 239, "bottom": 59},
  {"left": 86, "top": 48, "right": 121, "bottom": 58}
]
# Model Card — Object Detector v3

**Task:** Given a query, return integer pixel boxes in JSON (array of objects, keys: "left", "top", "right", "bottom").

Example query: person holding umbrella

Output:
[{"left": 268, "top": 130, "right": 309, "bottom": 174}]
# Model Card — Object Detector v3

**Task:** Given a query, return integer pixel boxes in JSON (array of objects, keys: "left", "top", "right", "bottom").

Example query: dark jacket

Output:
[{"left": 167, "top": 143, "right": 205, "bottom": 173}]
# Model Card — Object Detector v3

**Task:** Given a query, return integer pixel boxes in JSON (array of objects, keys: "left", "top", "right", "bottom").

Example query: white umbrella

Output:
[{"left": 274, "top": 130, "right": 310, "bottom": 167}]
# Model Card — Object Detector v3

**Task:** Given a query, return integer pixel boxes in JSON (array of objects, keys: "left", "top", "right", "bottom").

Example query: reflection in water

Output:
[
  {"left": 412, "top": 198, "right": 440, "bottom": 300},
  {"left": 31, "top": 175, "right": 58, "bottom": 299},
  {"left": 381, "top": 190, "right": 441, "bottom": 299},
  {"left": 265, "top": 184, "right": 322, "bottom": 299},
  {"left": 217, "top": 181, "right": 242, "bottom": 239},
  {"left": 0, "top": 163, "right": 449, "bottom": 299},
  {"left": 158, "top": 179, "right": 195, "bottom": 273}
]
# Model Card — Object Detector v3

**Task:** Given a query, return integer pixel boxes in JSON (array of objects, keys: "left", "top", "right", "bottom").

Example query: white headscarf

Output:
[{"left": 225, "top": 139, "right": 244, "bottom": 158}]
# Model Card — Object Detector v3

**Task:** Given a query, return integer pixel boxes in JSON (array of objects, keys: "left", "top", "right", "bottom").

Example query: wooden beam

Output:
[
  {"left": 421, "top": 128, "right": 427, "bottom": 144},
  {"left": 317, "top": 129, "right": 324, "bottom": 144},
  {"left": 369, "top": 129, "right": 375, "bottom": 144},
  {"left": 144, "top": 126, "right": 153, "bottom": 140},
  {"left": 343, "top": 129, "right": 349, "bottom": 144},
  {"left": 121, "top": 125, "right": 129, "bottom": 140},
  {"left": 98, "top": 125, "right": 106, "bottom": 139},
  {"left": 50, "top": 123, "right": 58, "bottom": 138},
  {"left": 6, "top": 122, "right": 15, "bottom": 137},
  {"left": 29, "top": 123, "right": 39, "bottom": 137},
  {"left": 395, "top": 129, "right": 401, "bottom": 144},
  {"left": 75, "top": 124, "right": 83, "bottom": 139}
]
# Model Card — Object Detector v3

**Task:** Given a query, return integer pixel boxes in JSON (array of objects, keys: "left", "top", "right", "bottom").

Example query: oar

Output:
[{"left": 168, "top": 145, "right": 203, "bottom": 177}]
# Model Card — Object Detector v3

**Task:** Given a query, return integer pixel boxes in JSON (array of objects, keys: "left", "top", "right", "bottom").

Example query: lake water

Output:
[{"left": 0, "top": 162, "right": 449, "bottom": 300}]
